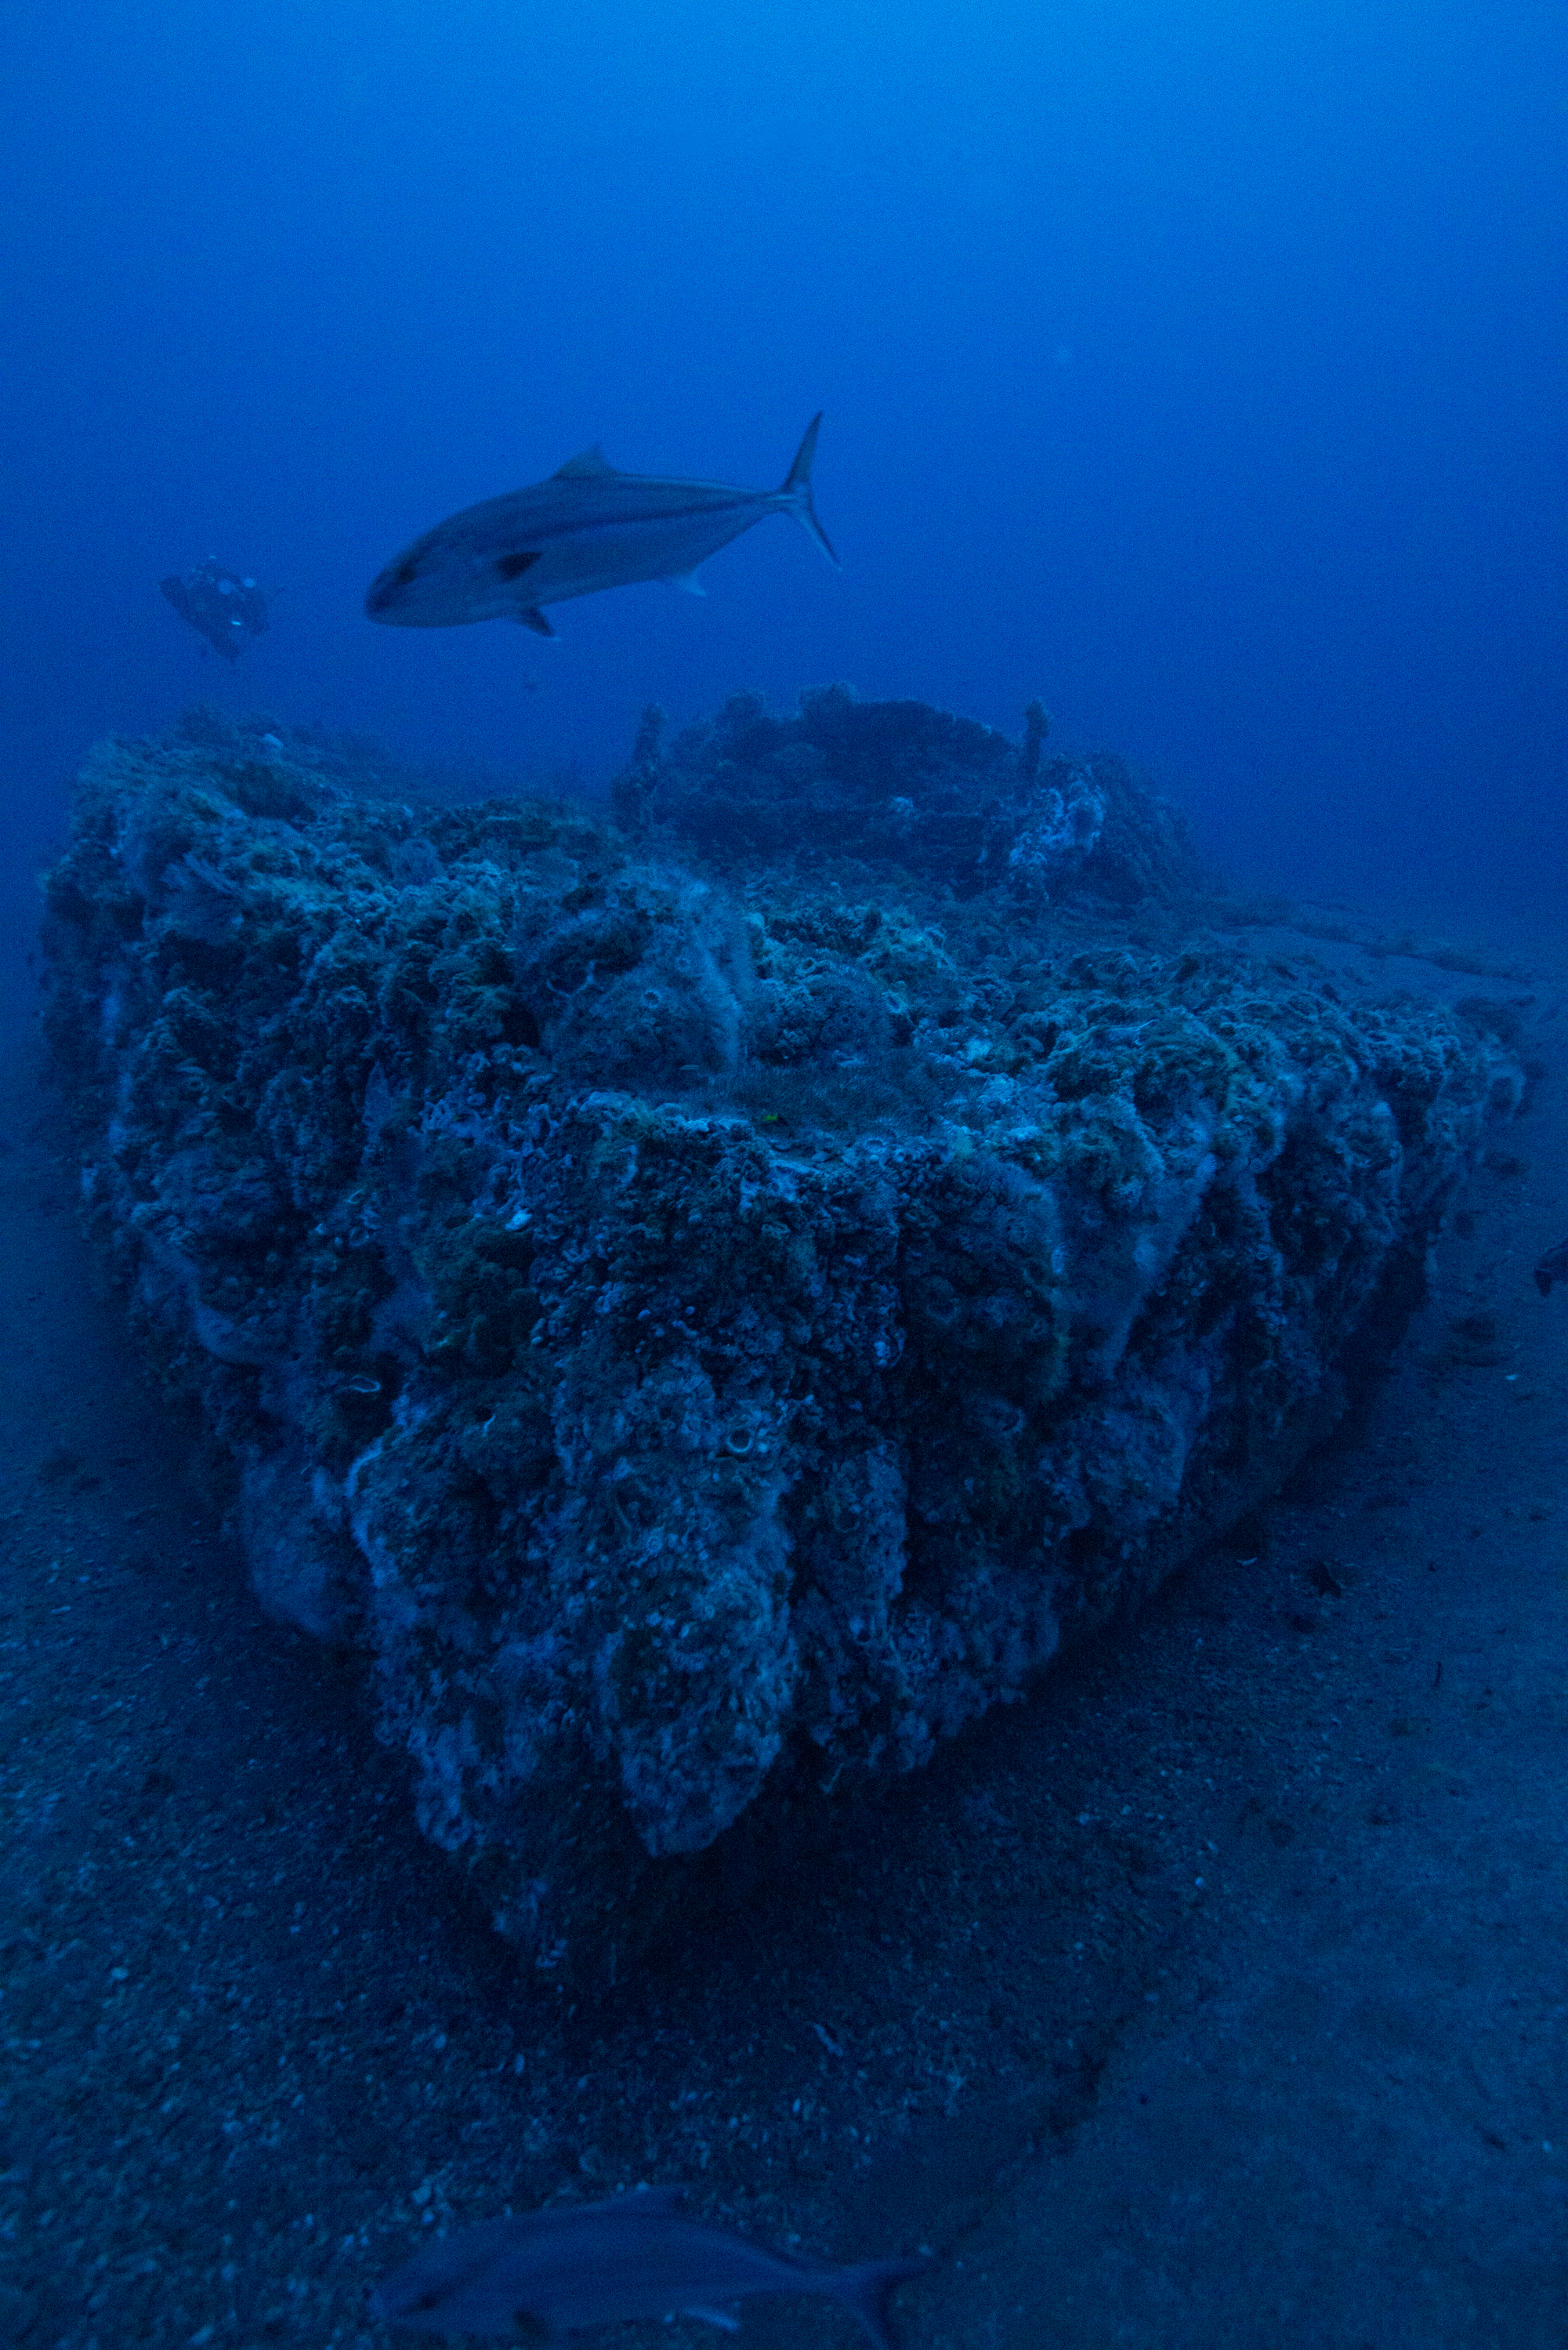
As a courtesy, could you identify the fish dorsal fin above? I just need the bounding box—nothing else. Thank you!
[553,444,617,479]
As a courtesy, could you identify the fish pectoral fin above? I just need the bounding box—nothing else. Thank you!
[661,569,708,597]
[552,444,617,479]
[681,2308,741,2333]
[512,607,556,636]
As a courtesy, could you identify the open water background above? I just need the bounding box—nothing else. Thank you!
[1,0,1564,1014]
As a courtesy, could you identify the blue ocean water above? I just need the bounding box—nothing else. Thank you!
[1,0,1563,988]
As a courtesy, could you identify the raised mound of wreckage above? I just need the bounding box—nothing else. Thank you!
[41,690,1523,1971]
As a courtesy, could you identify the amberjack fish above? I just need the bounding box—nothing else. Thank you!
[365,416,838,637]
[370,2185,924,2342]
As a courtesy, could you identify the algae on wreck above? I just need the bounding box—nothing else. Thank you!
[40,696,1523,1972]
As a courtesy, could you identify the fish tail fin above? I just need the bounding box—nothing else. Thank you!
[835,2256,929,2348]
[780,412,840,568]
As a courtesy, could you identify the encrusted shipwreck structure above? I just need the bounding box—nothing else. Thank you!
[42,694,1520,1968]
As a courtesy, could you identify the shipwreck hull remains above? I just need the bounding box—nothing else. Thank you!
[41,697,1522,1969]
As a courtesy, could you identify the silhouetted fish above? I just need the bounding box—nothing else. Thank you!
[370,2185,925,2342]
[364,416,838,637]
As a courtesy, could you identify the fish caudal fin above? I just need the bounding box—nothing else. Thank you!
[834,2256,929,2348]
[780,412,840,568]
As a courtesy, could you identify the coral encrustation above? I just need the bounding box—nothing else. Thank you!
[39,700,1523,1969]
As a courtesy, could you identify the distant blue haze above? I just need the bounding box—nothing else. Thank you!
[2,0,1563,1001]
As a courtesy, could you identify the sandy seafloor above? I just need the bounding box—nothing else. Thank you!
[1,909,1565,2350]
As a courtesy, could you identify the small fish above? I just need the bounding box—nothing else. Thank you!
[364,415,838,637]
[369,2185,925,2343]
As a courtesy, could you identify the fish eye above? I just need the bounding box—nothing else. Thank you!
[494,550,541,582]
[393,557,421,587]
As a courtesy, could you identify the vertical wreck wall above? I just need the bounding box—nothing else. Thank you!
[40,702,1523,1970]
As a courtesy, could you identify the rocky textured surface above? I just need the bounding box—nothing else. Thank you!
[39,698,1522,1971]
[610,686,1199,908]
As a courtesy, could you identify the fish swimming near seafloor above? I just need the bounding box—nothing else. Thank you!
[364,415,838,637]
[370,2185,925,2342]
